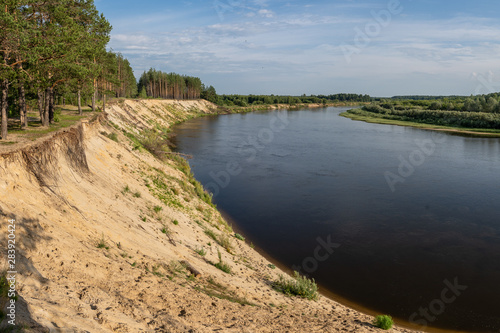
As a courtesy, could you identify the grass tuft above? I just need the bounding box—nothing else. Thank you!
[213,248,231,274]
[273,271,318,300]
[204,229,232,253]
[194,247,206,256]
[96,234,109,250]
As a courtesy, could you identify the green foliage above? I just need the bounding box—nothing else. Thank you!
[172,219,179,225]
[214,261,232,274]
[146,168,184,209]
[153,205,162,213]
[373,315,394,330]
[217,93,372,107]
[234,233,245,241]
[0,273,10,298]
[96,234,109,250]
[122,185,130,194]
[53,108,62,122]
[139,129,171,160]
[138,86,148,99]
[273,271,319,301]
[205,229,233,253]
[358,95,500,130]
[201,85,219,104]
[204,229,218,242]
[214,249,232,274]
[138,69,203,99]
[108,132,119,142]
[161,225,170,235]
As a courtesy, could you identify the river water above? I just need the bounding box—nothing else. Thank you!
[172,107,500,332]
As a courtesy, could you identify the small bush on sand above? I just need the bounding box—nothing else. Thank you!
[373,315,394,330]
[96,233,109,250]
[273,271,318,300]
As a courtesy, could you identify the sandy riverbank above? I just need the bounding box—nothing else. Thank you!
[0,99,426,332]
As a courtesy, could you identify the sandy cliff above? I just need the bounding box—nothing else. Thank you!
[0,99,421,332]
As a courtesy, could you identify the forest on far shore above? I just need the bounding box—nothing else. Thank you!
[346,94,500,130]
[2,1,499,141]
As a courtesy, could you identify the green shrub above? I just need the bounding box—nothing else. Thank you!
[139,129,170,160]
[273,271,318,300]
[373,315,394,330]
[234,233,245,241]
[161,225,170,235]
[0,273,9,298]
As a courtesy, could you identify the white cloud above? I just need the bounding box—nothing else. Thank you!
[258,9,274,18]
[107,8,500,96]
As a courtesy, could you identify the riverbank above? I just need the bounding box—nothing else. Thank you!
[0,99,425,332]
[219,101,369,114]
[341,108,500,137]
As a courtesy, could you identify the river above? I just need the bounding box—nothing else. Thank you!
[172,106,500,332]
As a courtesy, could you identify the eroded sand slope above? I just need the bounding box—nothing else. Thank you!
[0,99,422,333]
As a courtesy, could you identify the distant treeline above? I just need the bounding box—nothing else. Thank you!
[208,93,373,107]
[137,69,203,100]
[360,93,500,129]
[391,95,464,101]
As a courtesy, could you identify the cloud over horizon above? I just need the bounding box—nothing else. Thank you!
[95,0,500,96]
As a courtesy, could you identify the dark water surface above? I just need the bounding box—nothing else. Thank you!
[172,107,500,332]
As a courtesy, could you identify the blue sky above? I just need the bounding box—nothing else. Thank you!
[94,0,500,97]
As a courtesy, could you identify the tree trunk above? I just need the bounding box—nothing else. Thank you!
[43,87,50,127]
[38,88,44,124]
[1,79,9,140]
[103,93,106,113]
[77,89,82,115]
[92,89,96,112]
[19,80,27,128]
[48,87,54,124]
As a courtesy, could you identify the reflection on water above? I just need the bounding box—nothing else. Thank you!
[173,107,500,332]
